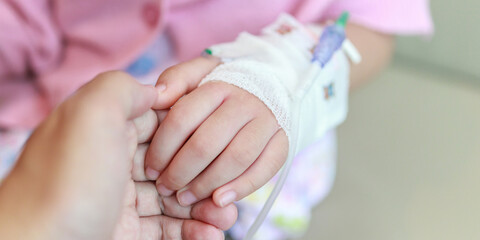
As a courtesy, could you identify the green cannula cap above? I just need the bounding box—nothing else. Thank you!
[336,12,349,27]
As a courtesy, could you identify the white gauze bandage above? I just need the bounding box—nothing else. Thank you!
[200,14,360,155]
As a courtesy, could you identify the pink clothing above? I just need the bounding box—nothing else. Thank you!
[0,0,433,129]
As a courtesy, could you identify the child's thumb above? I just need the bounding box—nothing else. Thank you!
[153,57,220,109]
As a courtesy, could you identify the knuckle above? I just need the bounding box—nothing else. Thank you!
[161,65,186,82]
[244,177,260,194]
[167,96,189,117]
[252,102,271,117]
[164,108,187,133]
[190,181,213,199]
[232,93,267,117]
[233,85,255,100]
[193,197,211,219]
[232,97,253,114]
[278,133,289,158]
[202,81,230,95]
[237,90,255,103]
[228,146,255,169]
[189,138,211,159]
[203,81,223,89]
[163,171,185,190]
[267,155,286,176]
[265,149,288,177]
[161,222,181,240]
[132,145,148,180]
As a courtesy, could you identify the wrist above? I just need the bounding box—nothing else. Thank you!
[201,14,358,154]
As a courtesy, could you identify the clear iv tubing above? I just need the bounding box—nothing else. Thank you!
[243,85,305,240]
[244,63,321,239]
[244,12,349,239]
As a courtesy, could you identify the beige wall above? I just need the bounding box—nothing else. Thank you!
[396,0,480,79]
[301,2,480,239]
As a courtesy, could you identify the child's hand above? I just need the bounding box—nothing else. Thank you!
[145,58,289,207]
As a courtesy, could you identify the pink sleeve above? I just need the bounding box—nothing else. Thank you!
[0,0,61,79]
[296,0,433,35]
[0,0,61,128]
[0,79,48,128]
[0,0,163,128]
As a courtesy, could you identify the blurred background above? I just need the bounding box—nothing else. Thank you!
[302,0,480,239]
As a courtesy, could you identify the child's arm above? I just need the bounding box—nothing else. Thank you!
[144,57,289,207]
[144,20,393,208]
[347,23,394,89]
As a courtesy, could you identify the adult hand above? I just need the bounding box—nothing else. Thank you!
[0,71,237,239]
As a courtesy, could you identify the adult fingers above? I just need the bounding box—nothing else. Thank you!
[131,110,167,181]
[135,181,237,230]
[132,109,160,144]
[132,144,149,181]
[138,216,224,240]
[75,71,158,121]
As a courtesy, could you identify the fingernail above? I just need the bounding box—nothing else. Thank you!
[178,190,198,206]
[156,183,174,196]
[145,167,160,180]
[157,84,167,92]
[218,190,237,207]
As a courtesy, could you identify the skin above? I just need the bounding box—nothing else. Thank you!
[346,23,394,89]
[144,23,394,208]
[0,72,237,240]
[0,21,392,239]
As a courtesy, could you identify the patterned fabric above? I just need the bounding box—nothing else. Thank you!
[228,130,337,240]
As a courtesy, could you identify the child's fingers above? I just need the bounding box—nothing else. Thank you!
[153,57,220,109]
[145,84,228,181]
[212,130,288,207]
[155,98,254,200]
[176,116,278,207]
